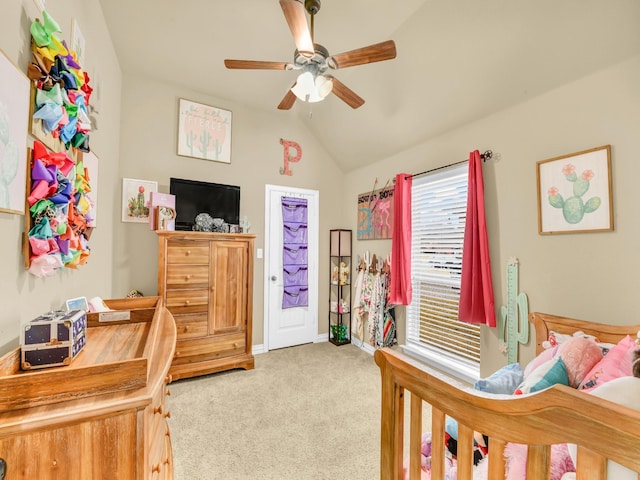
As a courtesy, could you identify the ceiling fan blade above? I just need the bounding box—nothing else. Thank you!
[330,40,397,69]
[278,84,298,110]
[331,77,365,109]
[224,59,292,70]
[279,0,314,58]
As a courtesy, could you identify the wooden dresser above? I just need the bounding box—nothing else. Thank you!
[157,231,255,381]
[0,297,176,480]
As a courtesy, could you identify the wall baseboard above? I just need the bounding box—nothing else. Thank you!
[253,335,377,356]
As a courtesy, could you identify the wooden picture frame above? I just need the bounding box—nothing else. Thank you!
[121,178,157,223]
[177,98,232,163]
[536,145,613,234]
[0,49,30,215]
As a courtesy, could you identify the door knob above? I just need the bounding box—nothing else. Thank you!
[271,275,277,281]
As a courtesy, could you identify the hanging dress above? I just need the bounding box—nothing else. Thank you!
[351,254,367,343]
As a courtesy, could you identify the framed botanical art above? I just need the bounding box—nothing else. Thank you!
[121,178,157,223]
[536,145,613,234]
[177,98,232,163]
[82,150,99,227]
[0,49,30,215]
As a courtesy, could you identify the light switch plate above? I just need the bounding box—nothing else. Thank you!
[257,248,263,259]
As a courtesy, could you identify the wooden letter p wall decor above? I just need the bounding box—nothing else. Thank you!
[279,138,302,176]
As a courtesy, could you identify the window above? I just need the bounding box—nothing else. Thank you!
[403,162,481,383]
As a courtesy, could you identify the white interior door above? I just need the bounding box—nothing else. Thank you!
[264,185,319,351]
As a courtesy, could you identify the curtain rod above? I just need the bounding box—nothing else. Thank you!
[405,150,493,179]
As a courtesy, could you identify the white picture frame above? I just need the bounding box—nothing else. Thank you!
[177,98,232,163]
[121,178,158,223]
[66,296,88,312]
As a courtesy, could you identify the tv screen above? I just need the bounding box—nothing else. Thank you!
[170,177,240,231]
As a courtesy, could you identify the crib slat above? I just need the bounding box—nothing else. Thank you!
[409,394,422,480]
[431,408,446,480]
[526,445,551,479]
[379,361,404,479]
[457,424,474,480]
[576,446,606,479]
[488,438,506,478]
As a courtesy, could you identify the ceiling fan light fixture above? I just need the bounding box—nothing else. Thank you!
[291,72,333,103]
[291,71,315,101]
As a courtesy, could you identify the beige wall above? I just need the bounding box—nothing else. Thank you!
[0,0,122,354]
[345,55,640,375]
[114,73,345,346]
[2,1,639,376]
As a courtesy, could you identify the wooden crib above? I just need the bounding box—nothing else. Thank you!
[375,312,640,479]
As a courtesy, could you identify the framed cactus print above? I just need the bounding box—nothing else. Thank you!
[177,98,232,164]
[536,145,613,234]
[121,178,157,223]
[0,49,30,215]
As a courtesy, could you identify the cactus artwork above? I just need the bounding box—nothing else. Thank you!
[0,50,30,215]
[547,163,601,224]
[178,99,231,163]
[0,101,20,210]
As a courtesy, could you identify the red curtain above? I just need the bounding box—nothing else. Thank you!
[458,150,496,327]
[389,173,412,305]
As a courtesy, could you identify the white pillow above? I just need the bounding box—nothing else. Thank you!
[567,376,640,479]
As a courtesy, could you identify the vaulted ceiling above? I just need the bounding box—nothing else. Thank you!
[99,0,640,172]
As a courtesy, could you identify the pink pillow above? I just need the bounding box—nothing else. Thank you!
[578,335,637,391]
[524,346,558,377]
[556,337,603,388]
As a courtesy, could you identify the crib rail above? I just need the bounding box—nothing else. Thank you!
[375,347,640,480]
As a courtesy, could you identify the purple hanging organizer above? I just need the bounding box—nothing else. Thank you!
[283,222,308,244]
[282,196,308,309]
[282,286,309,309]
[283,244,308,265]
[283,265,308,287]
[281,198,308,223]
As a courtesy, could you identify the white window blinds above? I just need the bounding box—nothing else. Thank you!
[405,162,480,381]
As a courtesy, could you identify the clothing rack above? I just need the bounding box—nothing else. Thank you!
[404,149,493,180]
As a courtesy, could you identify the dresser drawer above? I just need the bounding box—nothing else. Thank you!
[173,332,246,365]
[173,313,208,339]
[166,241,209,264]
[166,290,208,314]
[166,264,209,288]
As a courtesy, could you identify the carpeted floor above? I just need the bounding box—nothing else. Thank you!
[168,342,384,480]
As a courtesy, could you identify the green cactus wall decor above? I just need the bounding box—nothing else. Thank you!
[0,102,20,210]
[547,163,601,224]
[498,257,529,364]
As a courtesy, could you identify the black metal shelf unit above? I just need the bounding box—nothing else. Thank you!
[329,229,352,346]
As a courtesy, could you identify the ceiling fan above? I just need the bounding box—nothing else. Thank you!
[224,0,397,110]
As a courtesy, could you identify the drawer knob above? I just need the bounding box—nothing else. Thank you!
[183,326,189,332]
[185,250,191,256]
[184,300,190,305]
[154,405,163,415]
[166,374,173,384]
[184,275,191,280]
[165,411,171,419]
[152,464,160,473]
[166,389,171,396]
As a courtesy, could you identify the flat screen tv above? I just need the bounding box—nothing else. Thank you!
[170,177,240,231]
